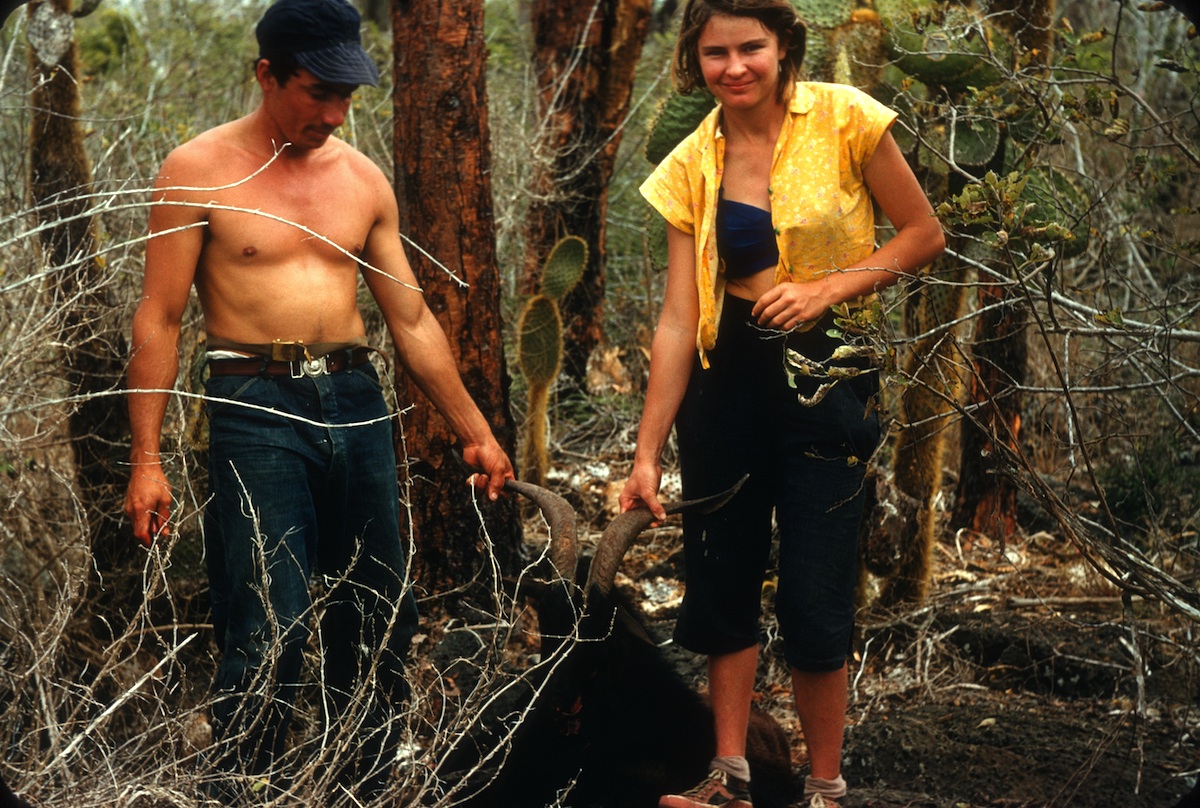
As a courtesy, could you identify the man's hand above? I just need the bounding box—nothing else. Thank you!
[461,440,515,501]
[124,461,172,547]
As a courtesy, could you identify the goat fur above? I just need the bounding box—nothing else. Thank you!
[0,775,33,808]
[433,559,794,808]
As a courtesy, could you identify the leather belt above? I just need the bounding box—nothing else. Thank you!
[208,347,375,378]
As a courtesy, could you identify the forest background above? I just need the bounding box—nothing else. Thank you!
[1,0,1200,805]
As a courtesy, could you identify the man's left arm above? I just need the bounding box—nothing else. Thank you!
[359,166,513,499]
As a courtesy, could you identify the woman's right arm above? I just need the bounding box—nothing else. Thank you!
[619,223,700,521]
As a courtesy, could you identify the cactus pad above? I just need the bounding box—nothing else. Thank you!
[518,294,564,388]
[1017,166,1090,259]
[882,5,1011,91]
[645,90,716,165]
[794,0,856,31]
[540,235,588,302]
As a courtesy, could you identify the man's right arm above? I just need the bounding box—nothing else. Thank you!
[124,154,206,547]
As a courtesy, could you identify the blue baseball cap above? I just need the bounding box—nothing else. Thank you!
[256,0,379,87]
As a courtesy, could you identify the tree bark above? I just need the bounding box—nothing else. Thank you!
[392,0,522,592]
[951,0,1053,543]
[881,254,967,606]
[522,0,653,385]
[952,284,1027,540]
[28,0,134,577]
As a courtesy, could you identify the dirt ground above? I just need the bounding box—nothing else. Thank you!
[601,520,1200,808]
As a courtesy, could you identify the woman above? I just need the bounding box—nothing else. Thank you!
[619,2,946,807]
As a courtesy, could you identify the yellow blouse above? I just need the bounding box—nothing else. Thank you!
[641,81,898,366]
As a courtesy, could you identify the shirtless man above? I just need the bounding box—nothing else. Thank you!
[122,0,512,796]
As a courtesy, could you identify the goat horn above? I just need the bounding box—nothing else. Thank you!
[585,474,748,599]
[503,478,577,583]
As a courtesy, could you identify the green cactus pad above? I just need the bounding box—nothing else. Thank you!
[646,90,717,165]
[646,206,669,271]
[803,26,834,80]
[882,5,1011,91]
[870,81,919,154]
[793,0,855,31]
[1016,166,1090,259]
[873,0,934,26]
[954,115,1001,168]
[539,235,588,301]
[517,295,564,388]
[829,14,887,88]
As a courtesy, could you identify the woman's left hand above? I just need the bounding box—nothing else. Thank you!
[751,281,832,331]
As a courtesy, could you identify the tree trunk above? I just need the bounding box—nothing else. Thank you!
[392,0,521,592]
[950,0,1052,543]
[28,0,134,577]
[522,0,653,385]
[952,284,1027,540]
[880,253,967,606]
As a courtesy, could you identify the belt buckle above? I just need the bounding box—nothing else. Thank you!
[294,356,328,378]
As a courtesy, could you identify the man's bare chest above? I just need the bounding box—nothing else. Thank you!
[201,170,373,265]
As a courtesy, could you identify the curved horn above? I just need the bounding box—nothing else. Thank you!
[585,474,748,599]
[503,478,577,582]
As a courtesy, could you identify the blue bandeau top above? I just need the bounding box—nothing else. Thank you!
[716,193,779,279]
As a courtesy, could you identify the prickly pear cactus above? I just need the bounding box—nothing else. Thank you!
[880,2,1012,92]
[1010,165,1090,259]
[800,2,886,86]
[539,235,588,301]
[799,0,856,29]
[517,236,588,485]
[518,295,565,391]
[645,90,716,165]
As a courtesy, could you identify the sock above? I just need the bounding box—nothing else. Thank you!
[803,774,847,800]
[710,755,751,784]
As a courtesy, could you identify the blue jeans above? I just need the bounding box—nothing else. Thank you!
[674,295,880,672]
[202,363,418,782]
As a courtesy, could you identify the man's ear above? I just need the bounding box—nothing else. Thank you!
[255,58,276,91]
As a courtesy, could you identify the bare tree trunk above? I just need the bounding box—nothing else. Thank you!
[28,0,134,577]
[392,0,521,592]
[522,0,653,385]
[951,0,1052,542]
[881,254,967,606]
[952,285,1027,540]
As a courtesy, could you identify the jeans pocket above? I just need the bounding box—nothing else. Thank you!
[348,364,384,392]
[204,375,262,420]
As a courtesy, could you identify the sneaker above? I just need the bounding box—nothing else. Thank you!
[808,795,840,808]
[659,769,753,808]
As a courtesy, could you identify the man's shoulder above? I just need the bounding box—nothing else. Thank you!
[158,122,243,182]
[176,118,244,154]
[328,136,385,179]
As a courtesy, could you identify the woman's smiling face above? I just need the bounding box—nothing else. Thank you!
[696,13,787,112]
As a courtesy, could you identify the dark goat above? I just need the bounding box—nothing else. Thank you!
[0,775,33,808]
[434,477,794,808]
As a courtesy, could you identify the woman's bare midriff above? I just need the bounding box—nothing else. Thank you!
[725,265,775,303]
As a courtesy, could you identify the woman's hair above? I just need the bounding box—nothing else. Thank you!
[672,0,807,102]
